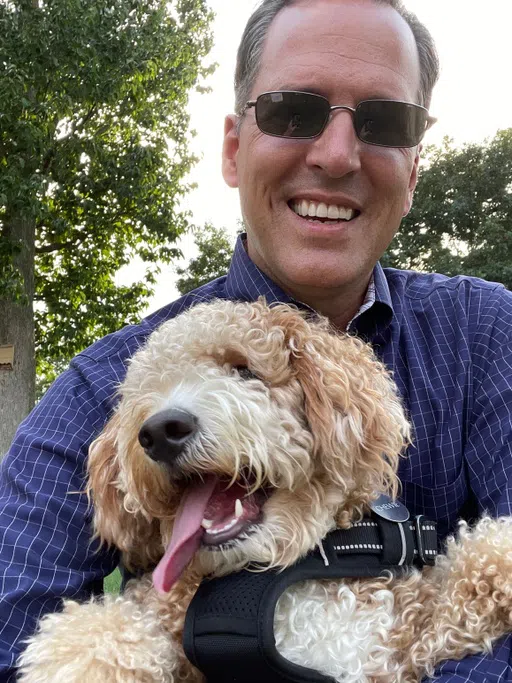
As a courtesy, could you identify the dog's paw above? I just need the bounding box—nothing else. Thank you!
[454,516,512,619]
[443,517,512,600]
[17,595,179,683]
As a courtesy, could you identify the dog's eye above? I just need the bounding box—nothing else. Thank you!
[234,365,258,381]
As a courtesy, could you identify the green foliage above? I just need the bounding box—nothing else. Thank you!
[104,567,122,594]
[0,0,214,393]
[176,223,234,295]
[383,130,512,288]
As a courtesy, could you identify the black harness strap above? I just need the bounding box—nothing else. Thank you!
[183,515,437,683]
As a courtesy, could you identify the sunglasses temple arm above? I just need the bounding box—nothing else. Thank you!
[240,100,257,116]
[426,115,437,130]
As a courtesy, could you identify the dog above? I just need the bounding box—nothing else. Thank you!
[18,299,512,682]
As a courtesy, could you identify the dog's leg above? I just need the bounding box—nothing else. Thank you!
[17,593,189,683]
[401,516,512,681]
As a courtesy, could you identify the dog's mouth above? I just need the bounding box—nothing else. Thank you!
[153,474,267,594]
[201,477,266,545]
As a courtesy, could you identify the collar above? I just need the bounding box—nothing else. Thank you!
[346,274,375,329]
[349,262,393,340]
[224,235,393,340]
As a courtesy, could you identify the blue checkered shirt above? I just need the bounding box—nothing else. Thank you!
[2,235,512,681]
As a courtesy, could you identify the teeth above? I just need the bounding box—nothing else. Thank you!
[204,517,238,535]
[235,499,243,518]
[201,502,244,535]
[317,202,328,218]
[292,200,356,221]
[328,205,339,220]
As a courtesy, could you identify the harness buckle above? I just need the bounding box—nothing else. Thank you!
[397,521,408,566]
[413,515,437,566]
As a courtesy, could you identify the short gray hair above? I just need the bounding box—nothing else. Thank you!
[234,0,439,115]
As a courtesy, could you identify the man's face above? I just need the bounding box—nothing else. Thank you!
[222,0,422,303]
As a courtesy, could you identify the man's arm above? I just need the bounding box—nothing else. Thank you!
[425,325,512,682]
[0,366,119,682]
[425,637,512,682]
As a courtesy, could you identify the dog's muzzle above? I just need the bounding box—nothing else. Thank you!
[138,408,198,463]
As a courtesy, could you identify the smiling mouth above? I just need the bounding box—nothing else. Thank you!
[289,199,360,222]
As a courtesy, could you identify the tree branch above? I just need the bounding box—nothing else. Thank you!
[36,227,94,254]
[35,240,76,254]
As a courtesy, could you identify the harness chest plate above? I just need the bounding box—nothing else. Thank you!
[183,515,437,683]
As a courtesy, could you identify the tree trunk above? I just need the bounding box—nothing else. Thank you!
[0,217,36,458]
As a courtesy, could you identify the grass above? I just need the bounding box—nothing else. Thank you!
[104,567,122,594]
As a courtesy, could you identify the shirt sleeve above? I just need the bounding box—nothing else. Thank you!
[464,339,512,518]
[423,636,512,682]
[425,291,512,683]
[0,364,120,682]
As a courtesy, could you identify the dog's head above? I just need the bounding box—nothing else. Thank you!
[88,299,410,592]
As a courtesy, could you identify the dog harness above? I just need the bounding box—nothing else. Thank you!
[183,513,438,683]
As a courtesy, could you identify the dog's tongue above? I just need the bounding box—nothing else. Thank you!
[153,475,218,594]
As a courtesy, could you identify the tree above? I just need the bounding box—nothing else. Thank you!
[176,223,235,295]
[0,0,214,454]
[383,129,512,288]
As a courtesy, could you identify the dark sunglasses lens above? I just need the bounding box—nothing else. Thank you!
[255,92,329,138]
[355,101,428,147]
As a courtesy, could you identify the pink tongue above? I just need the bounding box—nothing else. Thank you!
[153,475,218,594]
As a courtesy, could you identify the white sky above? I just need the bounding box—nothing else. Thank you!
[140,0,512,312]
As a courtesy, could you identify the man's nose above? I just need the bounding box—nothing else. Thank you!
[138,408,198,463]
[305,110,362,178]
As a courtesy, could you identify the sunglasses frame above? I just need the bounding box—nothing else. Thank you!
[242,90,437,148]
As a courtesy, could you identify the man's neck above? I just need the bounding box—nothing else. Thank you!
[271,269,373,331]
[293,284,371,331]
[242,236,373,330]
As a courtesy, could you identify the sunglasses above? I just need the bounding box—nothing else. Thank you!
[242,91,436,148]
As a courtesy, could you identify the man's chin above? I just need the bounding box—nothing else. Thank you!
[279,262,362,294]
[246,238,370,299]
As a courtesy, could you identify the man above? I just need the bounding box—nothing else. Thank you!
[1,0,511,681]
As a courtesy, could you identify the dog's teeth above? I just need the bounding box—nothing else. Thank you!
[235,499,243,518]
[201,519,213,529]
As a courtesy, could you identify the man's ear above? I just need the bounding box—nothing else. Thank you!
[222,114,240,188]
[403,144,421,217]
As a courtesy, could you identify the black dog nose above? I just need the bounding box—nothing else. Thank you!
[138,408,198,463]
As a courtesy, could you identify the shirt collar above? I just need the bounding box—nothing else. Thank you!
[225,234,393,338]
[349,261,393,339]
[224,235,294,305]
[346,273,375,329]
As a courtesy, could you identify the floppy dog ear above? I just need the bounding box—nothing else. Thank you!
[87,412,161,570]
[270,306,410,520]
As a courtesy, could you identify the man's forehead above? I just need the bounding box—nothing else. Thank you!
[256,0,421,98]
